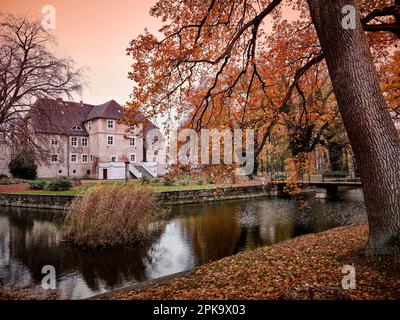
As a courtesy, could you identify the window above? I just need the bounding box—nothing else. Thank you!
[129,125,136,132]
[129,138,135,146]
[88,121,92,131]
[130,154,136,162]
[70,137,77,146]
[81,137,88,147]
[81,154,88,163]
[72,125,83,131]
[87,169,91,175]
[51,154,58,163]
[70,154,77,163]
[111,156,116,162]
[90,155,93,163]
[51,137,58,146]
[107,120,115,129]
[58,170,63,174]
[107,135,114,146]
[153,150,159,162]
[72,169,77,174]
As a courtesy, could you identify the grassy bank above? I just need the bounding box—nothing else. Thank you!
[1,180,218,196]
[96,222,400,300]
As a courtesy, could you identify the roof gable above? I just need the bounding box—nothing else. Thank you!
[30,98,94,136]
[29,98,159,137]
[86,100,123,121]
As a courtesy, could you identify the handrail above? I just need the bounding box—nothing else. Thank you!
[129,163,142,178]
[141,162,157,177]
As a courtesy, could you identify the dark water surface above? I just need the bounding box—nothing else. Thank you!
[0,189,366,299]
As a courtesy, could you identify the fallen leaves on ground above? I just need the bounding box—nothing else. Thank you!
[102,222,400,300]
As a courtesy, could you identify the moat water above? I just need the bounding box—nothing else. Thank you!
[0,188,366,299]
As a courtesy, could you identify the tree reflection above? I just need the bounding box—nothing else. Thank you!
[0,207,165,296]
[0,189,366,299]
[173,202,242,264]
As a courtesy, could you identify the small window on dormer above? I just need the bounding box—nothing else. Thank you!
[72,125,83,131]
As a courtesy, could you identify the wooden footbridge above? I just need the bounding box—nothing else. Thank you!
[272,175,362,198]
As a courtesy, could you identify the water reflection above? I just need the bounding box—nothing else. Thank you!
[0,188,366,299]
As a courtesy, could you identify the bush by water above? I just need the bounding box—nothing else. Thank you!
[63,184,166,248]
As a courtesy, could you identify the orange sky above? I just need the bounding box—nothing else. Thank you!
[1,0,161,105]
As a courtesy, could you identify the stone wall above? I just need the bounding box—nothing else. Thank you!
[0,193,75,210]
[0,184,278,210]
[156,185,278,205]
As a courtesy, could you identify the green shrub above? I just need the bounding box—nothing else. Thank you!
[8,152,37,180]
[207,177,216,184]
[28,180,48,190]
[63,184,167,248]
[272,172,286,181]
[196,178,205,185]
[45,176,72,191]
[0,174,8,179]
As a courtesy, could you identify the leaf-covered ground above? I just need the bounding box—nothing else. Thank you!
[100,222,400,300]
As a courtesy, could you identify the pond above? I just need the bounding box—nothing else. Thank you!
[0,188,366,299]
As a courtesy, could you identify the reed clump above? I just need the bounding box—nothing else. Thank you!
[63,183,166,248]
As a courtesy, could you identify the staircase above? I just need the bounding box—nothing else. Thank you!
[129,163,157,179]
[129,163,142,179]
[141,162,157,178]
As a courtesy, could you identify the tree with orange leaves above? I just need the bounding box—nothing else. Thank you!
[127,0,400,254]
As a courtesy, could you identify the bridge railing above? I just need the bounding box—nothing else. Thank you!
[269,172,361,184]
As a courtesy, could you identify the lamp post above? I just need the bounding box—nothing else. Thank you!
[124,161,130,183]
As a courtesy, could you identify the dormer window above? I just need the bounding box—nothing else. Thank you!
[72,125,83,131]
[107,120,115,129]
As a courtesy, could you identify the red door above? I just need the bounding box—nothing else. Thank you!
[102,169,108,180]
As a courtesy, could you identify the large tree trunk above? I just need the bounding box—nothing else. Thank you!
[307,0,400,254]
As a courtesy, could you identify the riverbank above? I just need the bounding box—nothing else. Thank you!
[0,184,282,209]
[93,222,400,300]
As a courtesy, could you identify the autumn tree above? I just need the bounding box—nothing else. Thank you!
[380,49,400,117]
[128,0,400,254]
[0,14,84,156]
